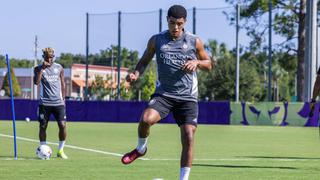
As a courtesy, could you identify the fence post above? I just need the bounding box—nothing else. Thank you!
[85,12,89,100]
[159,8,162,33]
[236,4,240,103]
[267,1,272,101]
[193,7,196,34]
[117,11,122,100]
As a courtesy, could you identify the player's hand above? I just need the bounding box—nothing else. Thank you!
[126,72,139,83]
[309,99,316,117]
[182,60,199,73]
[41,61,50,69]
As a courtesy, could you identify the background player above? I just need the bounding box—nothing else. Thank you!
[34,47,68,159]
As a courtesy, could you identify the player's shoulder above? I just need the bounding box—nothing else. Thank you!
[52,62,63,70]
[53,62,62,67]
[159,30,168,35]
[148,31,167,45]
[151,30,170,43]
[184,31,198,40]
[154,30,169,39]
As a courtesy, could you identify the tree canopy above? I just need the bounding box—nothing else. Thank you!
[1,66,21,97]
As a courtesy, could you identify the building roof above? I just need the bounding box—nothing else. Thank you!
[0,68,71,77]
[72,63,128,72]
[73,79,86,87]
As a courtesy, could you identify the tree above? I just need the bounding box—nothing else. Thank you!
[55,45,139,69]
[225,0,306,101]
[120,80,133,101]
[199,39,262,101]
[199,40,230,100]
[0,55,34,68]
[1,66,21,97]
[88,46,139,68]
[90,75,110,100]
[0,55,5,67]
[57,53,85,68]
[140,62,156,100]
[211,55,262,101]
[129,60,157,101]
[273,51,296,99]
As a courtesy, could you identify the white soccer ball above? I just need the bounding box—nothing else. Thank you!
[25,117,30,122]
[36,145,52,160]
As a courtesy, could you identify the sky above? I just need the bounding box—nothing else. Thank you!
[0,0,243,59]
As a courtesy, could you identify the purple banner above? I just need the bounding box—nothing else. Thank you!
[0,99,230,125]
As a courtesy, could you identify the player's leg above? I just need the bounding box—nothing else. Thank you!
[58,120,67,141]
[121,95,172,165]
[121,108,162,165]
[173,101,198,180]
[53,105,68,159]
[138,107,161,138]
[38,105,50,145]
[179,124,196,180]
[138,107,163,151]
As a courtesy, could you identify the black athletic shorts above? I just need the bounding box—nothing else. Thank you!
[38,105,66,122]
[147,94,198,126]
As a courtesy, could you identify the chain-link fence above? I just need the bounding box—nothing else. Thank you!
[84,6,236,100]
[88,6,235,56]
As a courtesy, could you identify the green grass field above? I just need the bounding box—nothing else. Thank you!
[0,120,320,180]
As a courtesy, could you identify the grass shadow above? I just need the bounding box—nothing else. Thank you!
[238,156,320,160]
[193,164,297,170]
[0,155,39,160]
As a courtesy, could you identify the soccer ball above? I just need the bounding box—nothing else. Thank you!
[25,117,30,122]
[36,145,52,160]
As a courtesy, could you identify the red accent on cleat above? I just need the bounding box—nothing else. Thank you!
[121,148,147,165]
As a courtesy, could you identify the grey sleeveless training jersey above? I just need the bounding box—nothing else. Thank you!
[38,63,64,106]
[154,30,198,102]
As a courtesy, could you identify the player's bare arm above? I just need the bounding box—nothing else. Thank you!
[309,74,320,116]
[34,61,51,85]
[182,38,212,73]
[34,66,44,85]
[60,68,66,100]
[126,36,156,83]
[312,75,320,101]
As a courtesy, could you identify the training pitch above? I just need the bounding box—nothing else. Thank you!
[0,121,319,180]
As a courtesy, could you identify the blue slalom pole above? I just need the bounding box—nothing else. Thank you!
[6,54,17,159]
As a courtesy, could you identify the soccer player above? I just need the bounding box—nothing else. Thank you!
[121,5,212,180]
[34,47,68,159]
